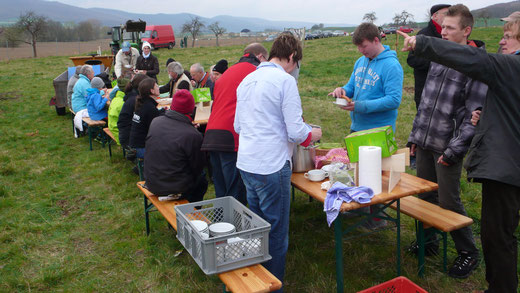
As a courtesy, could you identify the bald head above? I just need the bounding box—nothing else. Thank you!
[244,43,268,62]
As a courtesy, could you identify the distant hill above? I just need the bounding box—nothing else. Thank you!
[0,0,355,32]
[472,0,520,18]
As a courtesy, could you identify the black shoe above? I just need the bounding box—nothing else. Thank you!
[406,241,439,256]
[448,251,479,279]
[132,165,140,175]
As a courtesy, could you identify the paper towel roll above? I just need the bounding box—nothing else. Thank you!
[358,146,382,194]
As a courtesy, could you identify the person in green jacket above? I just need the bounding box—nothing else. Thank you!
[108,76,130,145]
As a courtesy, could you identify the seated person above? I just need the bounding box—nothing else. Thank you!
[71,65,94,113]
[211,59,228,83]
[118,74,149,149]
[190,63,214,89]
[144,89,208,202]
[129,78,164,158]
[85,77,109,121]
[107,76,131,145]
[110,71,134,100]
[67,65,82,108]
[159,61,193,98]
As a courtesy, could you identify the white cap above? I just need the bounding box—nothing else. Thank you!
[142,41,151,50]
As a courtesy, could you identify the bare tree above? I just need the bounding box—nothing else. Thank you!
[363,12,377,23]
[13,11,47,57]
[182,17,205,48]
[208,22,226,47]
[392,13,403,26]
[393,10,414,26]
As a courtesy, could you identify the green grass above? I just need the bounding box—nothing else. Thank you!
[0,27,509,292]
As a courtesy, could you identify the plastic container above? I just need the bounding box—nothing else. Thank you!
[175,196,271,275]
[53,70,68,114]
[357,276,428,293]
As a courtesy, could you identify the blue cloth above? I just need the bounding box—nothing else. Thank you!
[209,151,247,205]
[85,88,109,121]
[71,74,91,112]
[135,147,146,159]
[240,160,291,292]
[342,45,403,132]
[324,182,375,226]
[234,61,311,175]
[109,85,120,100]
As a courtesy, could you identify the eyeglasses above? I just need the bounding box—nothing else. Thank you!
[502,34,514,41]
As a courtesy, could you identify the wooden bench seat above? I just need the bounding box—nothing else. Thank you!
[136,182,281,293]
[82,118,106,151]
[102,128,125,158]
[390,196,473,276]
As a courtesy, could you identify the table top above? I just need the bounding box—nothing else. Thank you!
[291,171,438,212]
[155,101,208,125]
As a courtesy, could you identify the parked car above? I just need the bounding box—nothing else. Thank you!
[264,35,276,42]
[384,27,397,34]
[305,33,316,40]
[398,26,414,33]
[140,25,175,49]
[332,30,344,37]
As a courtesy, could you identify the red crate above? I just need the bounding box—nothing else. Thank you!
[357,276,428,293]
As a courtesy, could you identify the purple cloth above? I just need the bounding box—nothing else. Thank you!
[324,182,374,226]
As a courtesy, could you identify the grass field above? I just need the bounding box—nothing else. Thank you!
[0,26,509,292]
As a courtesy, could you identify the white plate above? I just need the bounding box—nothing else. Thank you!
[191,220,209,232]
[332,101,348,107]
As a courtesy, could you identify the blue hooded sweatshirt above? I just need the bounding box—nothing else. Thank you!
[342,45,403,132]
[71,74,91,112]
[86,88,109,121]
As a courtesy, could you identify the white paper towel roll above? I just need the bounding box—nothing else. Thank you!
[358,146,382,194]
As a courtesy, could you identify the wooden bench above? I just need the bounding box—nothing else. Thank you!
[102,128,126,158]
[136,182,282,293]
[82,117,106,151]
[390,196,474,277]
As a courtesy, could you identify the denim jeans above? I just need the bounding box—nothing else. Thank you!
[239,161,291,292]
[135,147,146,159]
[209,151,247,205]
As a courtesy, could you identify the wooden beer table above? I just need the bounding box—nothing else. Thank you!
[291,171,438,293]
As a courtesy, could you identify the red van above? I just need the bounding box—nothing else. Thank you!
[141,25,175,49]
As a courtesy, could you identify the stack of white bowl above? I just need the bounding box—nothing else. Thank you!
[191,220,209,239]
[208,222,236,237]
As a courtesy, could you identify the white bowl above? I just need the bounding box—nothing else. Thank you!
[321,164,334,173]
[191,220,209,232]
[209,222,236,236]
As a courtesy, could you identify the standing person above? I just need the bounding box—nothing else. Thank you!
[407,4,486,279]
[234,33,322,290]
[135,41,160,81]
[201,43,268,205]
[190,63,214,90]
[144,89,208,202]
[67,65,82,108]
[129,78,164,159]
[71,65,95,113]
[114,41,140,78]
[329,22,403,229]
[407,4,451,109]
[399,16,520,292]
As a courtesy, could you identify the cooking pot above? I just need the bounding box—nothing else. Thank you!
[292,144,316,172]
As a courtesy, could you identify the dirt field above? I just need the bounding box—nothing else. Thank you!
[0,36,265,61]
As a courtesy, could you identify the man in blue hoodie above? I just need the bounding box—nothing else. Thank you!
[329,22,403,133]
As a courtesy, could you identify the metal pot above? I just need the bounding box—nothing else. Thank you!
[292,144,316,172]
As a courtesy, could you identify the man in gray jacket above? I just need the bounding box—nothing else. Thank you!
[399,14,520,293]
[407,4,487,279]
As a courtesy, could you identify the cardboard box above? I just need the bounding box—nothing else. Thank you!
[344,126,397,162]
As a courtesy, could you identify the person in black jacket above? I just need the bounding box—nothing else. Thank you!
[144,89,207,202]
[135,42,160,81]
[117,74,148,150]
[129,78,164,158]
[406,4,450,109]
[399,18,520,292]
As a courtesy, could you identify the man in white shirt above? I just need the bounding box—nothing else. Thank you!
[114,41,139,78]
[234,32,322,291]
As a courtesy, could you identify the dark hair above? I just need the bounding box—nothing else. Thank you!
[177,80,190,90]
[447,4,474,30]
[135,78,156,112]
[352,23,381,45]
[244,43,268,57]
[125,73,148,94]
[268,32,302,63]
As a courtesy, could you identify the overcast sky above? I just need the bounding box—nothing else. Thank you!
[52,0,506,25]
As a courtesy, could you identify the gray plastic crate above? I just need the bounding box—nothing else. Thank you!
[175,196,271,275]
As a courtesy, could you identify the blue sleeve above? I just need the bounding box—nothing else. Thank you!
[355,61,403,113]
[92,94,108,111]
[109,86,119,99]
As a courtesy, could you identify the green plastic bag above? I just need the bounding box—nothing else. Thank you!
[191,88,211,103]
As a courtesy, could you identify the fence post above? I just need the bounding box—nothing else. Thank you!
[56,37,58,56]
[6,40,9,61]
[78,37,81,54]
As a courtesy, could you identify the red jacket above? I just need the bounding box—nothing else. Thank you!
[201,54,260,152]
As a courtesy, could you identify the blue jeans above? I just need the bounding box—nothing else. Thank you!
[209,151,247,205]
[135,147,146,159]
[239,161,291,292]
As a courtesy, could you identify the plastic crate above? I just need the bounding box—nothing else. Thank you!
[175,196,271,275]
[357,276,428,293]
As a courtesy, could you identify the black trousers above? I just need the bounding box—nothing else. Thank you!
[481,179,520,293]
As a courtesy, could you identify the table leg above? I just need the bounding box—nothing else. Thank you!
[396,198,401,276]
[334,216,344,293]
[418,221,425,277]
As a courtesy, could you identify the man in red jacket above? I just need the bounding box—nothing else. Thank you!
[201,43,268,205]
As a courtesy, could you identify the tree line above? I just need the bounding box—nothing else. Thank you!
[0,11,110,57]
